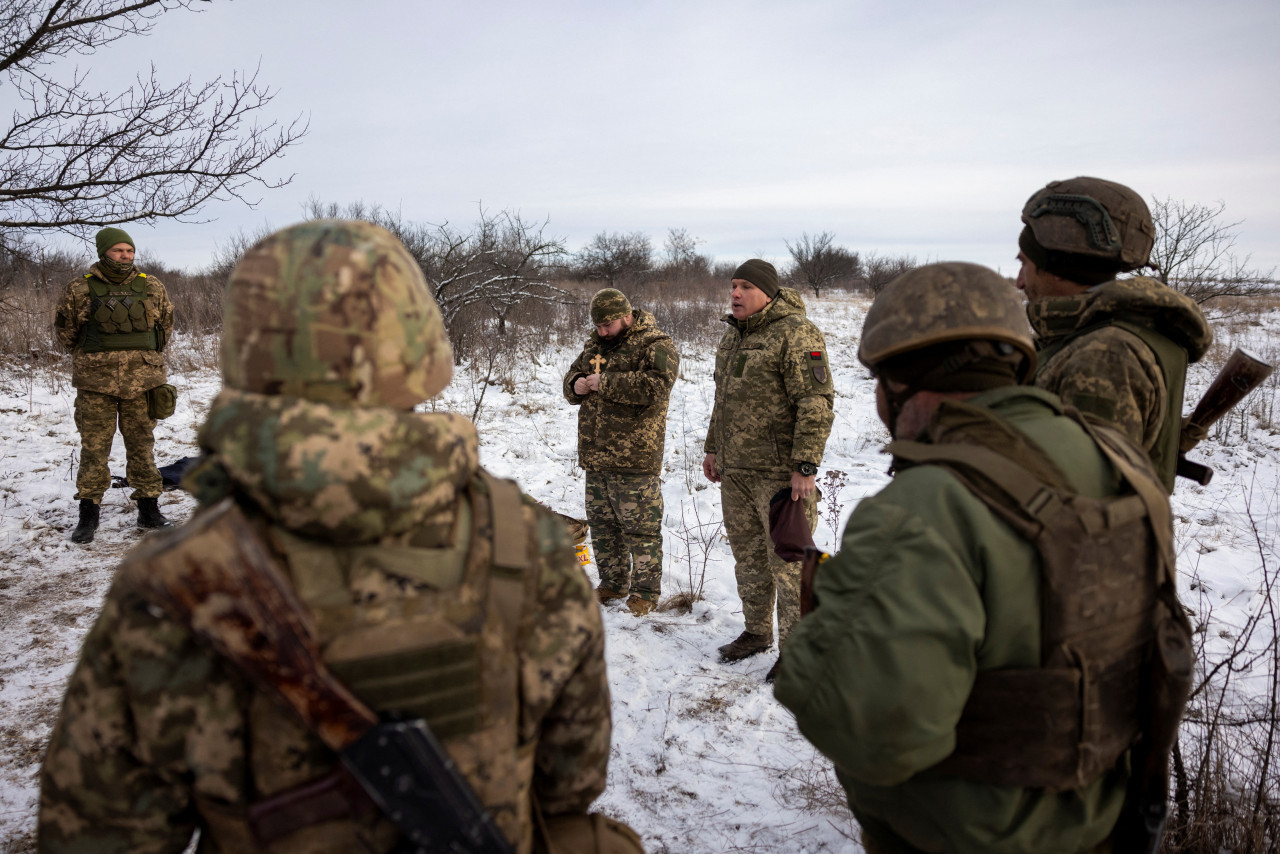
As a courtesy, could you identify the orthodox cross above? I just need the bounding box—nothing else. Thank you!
[590,354,607,374]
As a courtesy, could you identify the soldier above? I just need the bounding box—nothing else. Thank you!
[1016,176,1213,491]
[39,221,642,854]
[702,259,833,674]
[55,226,175,542]
[775,262,1190,854]
[564,288,679,617]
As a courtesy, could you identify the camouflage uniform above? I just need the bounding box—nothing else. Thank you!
[39,221,622,854]
[54,262,173,501]
[704,287,833,643]
[1017,176,1213,493]
[1030,276,1211,491]
[564,302,679,603]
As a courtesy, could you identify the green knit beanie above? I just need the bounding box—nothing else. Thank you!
[590,288,632,325]
[95,227,135,259]
[732,259,779,298]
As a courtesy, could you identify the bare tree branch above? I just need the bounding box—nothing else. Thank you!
[1148,197,1274,305]
[2,1,306,236]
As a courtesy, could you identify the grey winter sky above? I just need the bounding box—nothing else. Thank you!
[32,0,1280,277]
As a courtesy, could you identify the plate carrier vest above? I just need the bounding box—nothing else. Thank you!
[80,271,161,353]
[148,470,540,851]
[888,401,1191,791]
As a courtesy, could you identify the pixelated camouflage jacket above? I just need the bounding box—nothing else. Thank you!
[39,390,611,854]
[1028,275,1211,489]
[704,288,834,473]
[563,309,679,474]
[53,264,174,399]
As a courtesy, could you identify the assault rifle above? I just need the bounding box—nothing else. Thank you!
[135,501,514,854]
[1177,348,1275,485]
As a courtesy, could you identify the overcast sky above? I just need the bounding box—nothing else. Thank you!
[25,0,1280,278]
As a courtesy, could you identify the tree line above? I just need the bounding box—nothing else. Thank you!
[1,1,1274,366]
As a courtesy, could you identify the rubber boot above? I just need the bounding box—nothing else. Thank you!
[70,499,99,544]
[136,497,172,529]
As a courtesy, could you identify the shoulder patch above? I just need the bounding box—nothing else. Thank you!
[807,349,830,385]
[654,347,669,371]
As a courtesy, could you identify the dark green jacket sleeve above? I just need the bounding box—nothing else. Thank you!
[774,469,994,786]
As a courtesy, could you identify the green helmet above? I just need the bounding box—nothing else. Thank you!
[1021,176,1154,272]
[222,219,453,409]
[859,261,1036,380]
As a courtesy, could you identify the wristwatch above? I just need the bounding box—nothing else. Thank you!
[794,461,818,477]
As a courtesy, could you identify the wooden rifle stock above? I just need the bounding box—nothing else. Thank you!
[132,500,514,854]
[1177,348,1274,485]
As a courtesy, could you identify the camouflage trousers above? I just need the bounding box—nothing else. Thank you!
[585,471,663,602]
[74,389,161,502]
[720,468,817,644]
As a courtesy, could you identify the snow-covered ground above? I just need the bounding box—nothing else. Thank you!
[2,292,1277,853]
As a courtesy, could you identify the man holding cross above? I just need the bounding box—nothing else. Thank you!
[564,288,680,616]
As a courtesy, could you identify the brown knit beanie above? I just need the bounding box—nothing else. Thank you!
[732,259,779,298]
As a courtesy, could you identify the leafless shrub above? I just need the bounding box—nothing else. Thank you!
[786,231,861,298]
[861,251,919,295]
[664,498,722,613]
[1166,491,1280,852]
[1149,198,1275,308]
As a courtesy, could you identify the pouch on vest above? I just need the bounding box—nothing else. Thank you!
[146,383,177,420]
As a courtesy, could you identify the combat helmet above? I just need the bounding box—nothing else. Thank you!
[1021,176,1154,272]
[859,261,1036,382]
[222,219,452,410]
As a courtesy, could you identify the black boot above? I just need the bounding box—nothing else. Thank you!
[136,497,171,529]
[71,499,99,544]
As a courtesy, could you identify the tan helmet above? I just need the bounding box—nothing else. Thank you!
[1021,176,1154,271]
[859,261,1036,378]
[221,219,453,410]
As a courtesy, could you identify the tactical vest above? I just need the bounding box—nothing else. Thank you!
[889,403,1190,792]
[80,271,161,353]
[1036,316,1187,492]
[189,471,539,852]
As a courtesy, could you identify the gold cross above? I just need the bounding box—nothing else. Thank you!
[590,354,607,374]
